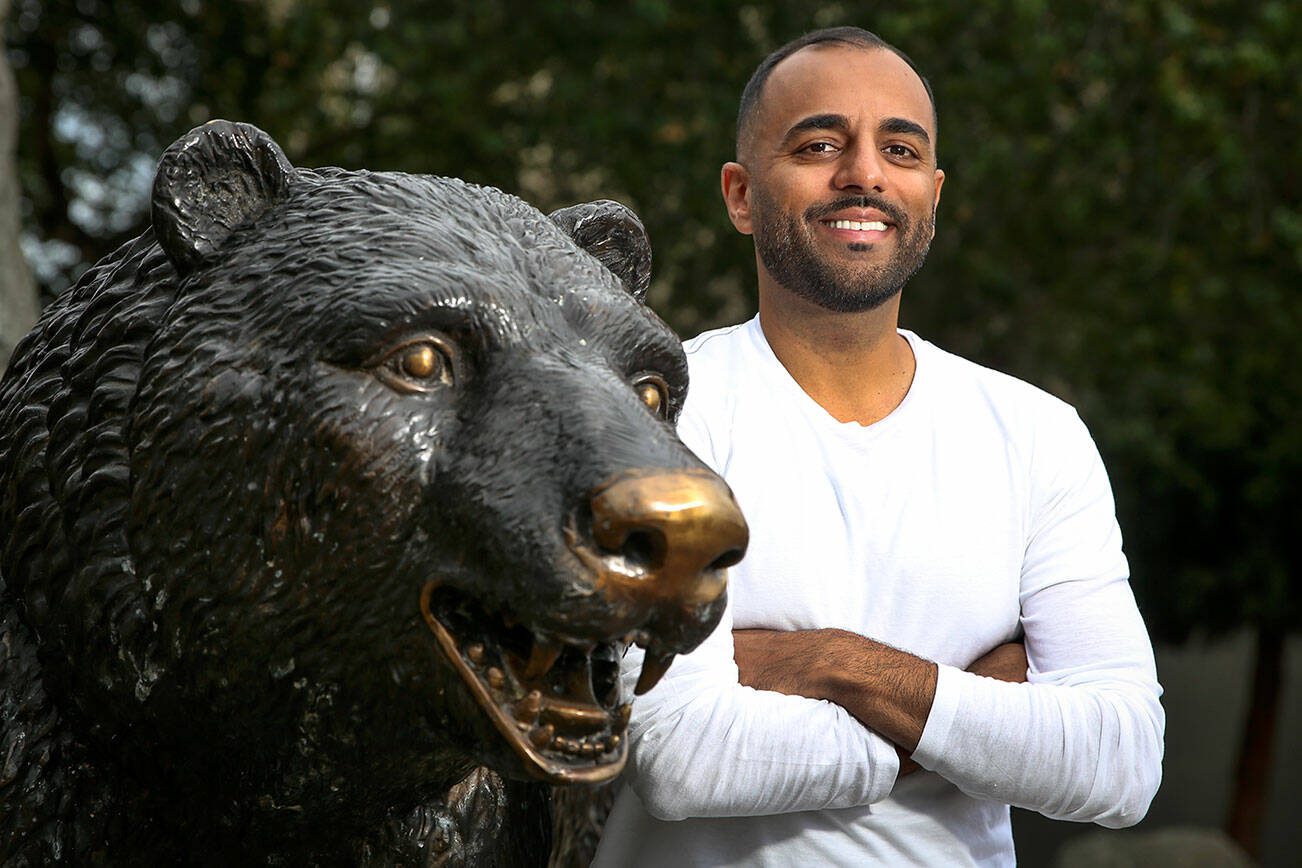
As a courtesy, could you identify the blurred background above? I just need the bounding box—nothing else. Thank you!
[1,1,1297,864]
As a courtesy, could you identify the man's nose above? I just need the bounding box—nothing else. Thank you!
[831,142,887,194]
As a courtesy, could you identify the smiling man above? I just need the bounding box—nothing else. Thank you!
[593,27,1164,867]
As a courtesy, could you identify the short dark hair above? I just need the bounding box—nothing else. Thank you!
[735,26,937,159]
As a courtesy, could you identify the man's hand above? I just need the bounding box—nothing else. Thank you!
[968,641,1029,684]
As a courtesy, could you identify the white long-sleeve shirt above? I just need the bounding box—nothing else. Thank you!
[594,318,1164,867]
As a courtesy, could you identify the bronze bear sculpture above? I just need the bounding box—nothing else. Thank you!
[0,121,747,864]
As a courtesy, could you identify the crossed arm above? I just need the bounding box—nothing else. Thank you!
[733,630,1028,774]
[625,587,1161,827]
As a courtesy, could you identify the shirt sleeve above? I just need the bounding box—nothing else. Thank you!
[619,394,901,820]
[911,409,1165,827]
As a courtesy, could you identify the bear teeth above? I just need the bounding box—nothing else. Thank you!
[530,724,555,749]
[514,690,542,723]
[420,580,629,779]
[547,730,620,756]
[633,648,676,695]
[522,640,563,679]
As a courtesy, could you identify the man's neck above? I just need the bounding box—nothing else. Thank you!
[757,284,916,427]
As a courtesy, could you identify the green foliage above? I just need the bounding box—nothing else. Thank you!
[6,0,1300,641]
[896,0,1302,641]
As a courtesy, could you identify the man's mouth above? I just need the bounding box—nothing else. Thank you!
[824,219,889,232]
[819,217,894,244]
[420,580,652,784]
[808,196,905,243]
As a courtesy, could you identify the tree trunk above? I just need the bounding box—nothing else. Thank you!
[1,0,41,370]
[1225,627,1285,859]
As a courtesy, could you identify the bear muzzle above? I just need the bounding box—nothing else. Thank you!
[576,467,747,673]
[420,466,747,783]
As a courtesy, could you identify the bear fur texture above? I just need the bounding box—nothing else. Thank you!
[0,122,746,865]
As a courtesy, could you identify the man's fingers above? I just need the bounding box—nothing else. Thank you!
[967,641,1028,683]
[896,746,921,778]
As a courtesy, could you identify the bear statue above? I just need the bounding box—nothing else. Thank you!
[0,121,748,865]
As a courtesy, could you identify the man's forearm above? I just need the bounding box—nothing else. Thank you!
[733,628,938,751]
[734,621,1161,826]
[733,630,1028,752]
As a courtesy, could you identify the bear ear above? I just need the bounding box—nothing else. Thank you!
[548,199,652,301]
[151,120,294,273]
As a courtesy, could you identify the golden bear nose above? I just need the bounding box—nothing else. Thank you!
[588,468,748,610]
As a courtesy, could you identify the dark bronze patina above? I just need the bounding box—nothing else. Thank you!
[423,466,747,786]
[0,121,747,864]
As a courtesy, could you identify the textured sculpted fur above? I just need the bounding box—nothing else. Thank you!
[0,122,743,864]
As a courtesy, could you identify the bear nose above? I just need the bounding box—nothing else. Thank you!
[588,468,748,611]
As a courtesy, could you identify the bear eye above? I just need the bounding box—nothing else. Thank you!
[373,337,455,394]
[633,373,669,419]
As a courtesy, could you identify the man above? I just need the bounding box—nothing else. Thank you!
[593,26,1164,866]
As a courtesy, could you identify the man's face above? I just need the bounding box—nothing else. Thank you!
[724,45,945,312]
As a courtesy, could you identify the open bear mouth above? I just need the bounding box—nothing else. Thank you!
[420,580,635,783]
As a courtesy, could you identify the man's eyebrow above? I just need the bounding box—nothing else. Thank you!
[879,116,931,146]
[780,113,850,146]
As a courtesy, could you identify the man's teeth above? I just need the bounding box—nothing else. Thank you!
[826,219,888,231]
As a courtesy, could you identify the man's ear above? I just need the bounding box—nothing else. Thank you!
[930,168,946,241]
[548,199,652,301]
[721,162,753,235]
[151,120,294,274]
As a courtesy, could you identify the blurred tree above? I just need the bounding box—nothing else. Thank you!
[0,0,38,367]
[5,0,1300,856]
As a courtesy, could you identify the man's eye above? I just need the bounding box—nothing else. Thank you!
[884,144,918,159]
[801,141,838,155]
[632,373,669,419]
[373,337,456,393]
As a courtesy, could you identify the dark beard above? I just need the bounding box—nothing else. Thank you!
[751,192,934,313]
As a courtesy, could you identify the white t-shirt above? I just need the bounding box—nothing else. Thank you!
[594,317,1164,867]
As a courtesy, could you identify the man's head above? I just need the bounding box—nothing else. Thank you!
[723,27,944,313]
[735,27,936,163]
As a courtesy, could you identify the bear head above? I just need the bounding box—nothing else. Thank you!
[0,121,746,850]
